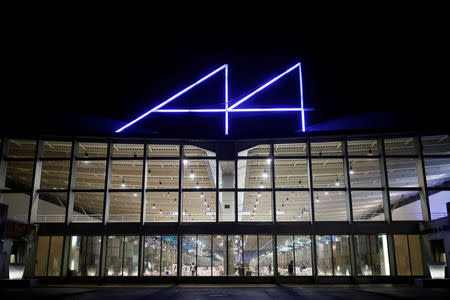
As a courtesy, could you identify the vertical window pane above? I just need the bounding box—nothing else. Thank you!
[238,192,272,222]
[213,235,226,276]
[182,192,216,222]
[408,235,423,276]
[7,139,36,158]
[161,236,178,276]
[48,236,63,276]
[332,235,350,276]
[197,235,211,276]
[228,235,243,276]
[428,190,450,220]
[144,235,161,276]
[424,158,450,188]
[77,142,108,158]
[347,140,379,156]
[294,235,312,276]
[384,137,417,155]
[355,235,372,275]
[6,161,34,189]
[219,161,235,188]
[314,191,347,221]
[183,160,216,188]
[238,159,272,189]
[0,193,30,222]
[42,141,72,158]
[311,141,342,156]
[371,234,390,276]
[349,158,381,188]
[109,192,141,223]
[390,191,423,221]
[219,192,235,222]
[106,236,124,276]
[277,235,294,276]
[111,160,143,189]
[276,191,310,222]
[243,235,258,276]
[75,160,106,189]
[123,236,139,276]
[258,235,274,276]
[73,192,103,223]
[352,191,384,221]
[274,143,307,156]
[386,158,419,187]
[68,236,101,276]
[112,143,144,158]
[146,192,178,223]
[311,159,344,188]
[422,135,450,155]
[316,235,332,276]
[274,159,308,188]
[37,192,67,223]
[394,235,411,276]
[40,160,70,190]
[34,236,50,276]
[182,235,197,276]
[148,160,179,189]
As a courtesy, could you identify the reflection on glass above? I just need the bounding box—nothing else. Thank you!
[355,234,390,276]
[348,158,381,188]
[213,235,226,276]
[37,192,67,223]
[6,161,34,190]
[73,192,103,223]
[274,159,308,188]
[197,235,211,276]
[144,236,161,276]
[294,235,312,276]
[316,235,332,276]
[106,236,124,276]
[228,235,243,276]
[0,193,30,222]
[75,160,106,189]
[384,137,417,155]
[182,235,197,276]
[40,160,70,190]
[243,235,258,276]
[390,191,423,221]
[422,135,450,155]
[424,158,450,188]
[276,191,310,222]
[277,235,294,276]
[347,140,378,156]
[386,158,419,187]
[333,235,350,276]
[352,191,384,221]
[34,236,50,276]
[394,235,411,276]
[123,236,139,276]
[258,235,273,276]
[428,190,450,220]
[314,191,347,221]
[311,158,344,188]
[68,236,101,276]
[7,139,36,158]
[161,236,178,276]
[47,236,64,276]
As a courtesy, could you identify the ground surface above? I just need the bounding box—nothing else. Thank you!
[1,284,449,299]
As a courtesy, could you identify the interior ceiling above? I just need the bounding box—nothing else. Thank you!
[2,135,450,222]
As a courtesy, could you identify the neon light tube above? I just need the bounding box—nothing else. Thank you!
[155,109,225,112]
[299,63,306,132]
[231,108,313,112]
[225,64,229,135]
[228,63,300,110]
[115,65,227,133]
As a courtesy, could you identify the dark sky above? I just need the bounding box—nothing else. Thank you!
[3,7,447,138]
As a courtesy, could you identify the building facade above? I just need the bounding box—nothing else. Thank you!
[0,133,449,282]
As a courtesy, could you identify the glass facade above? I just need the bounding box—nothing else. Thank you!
[1,135,446,280]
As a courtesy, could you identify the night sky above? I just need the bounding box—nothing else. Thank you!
[3,7,447,138]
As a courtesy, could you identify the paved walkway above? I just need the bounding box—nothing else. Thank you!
[1,284,449,299]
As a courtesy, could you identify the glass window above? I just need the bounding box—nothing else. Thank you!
[275,191,310,222]
[40,160,70,190]
[274,143,307,156]
[183,160,216,188]
[348,158,382,188]
[68,235,101,276]
[182,192,216,222]
[182,235,197,276]
[347,140,379,156]
[148,144,180,157]
[123,236,139,276]
[219,161,235,188]
[408,235,423,276]
[371,234,390,276]
[161,235,178,276]
[238,159,272,189]
[311,159,344,188]
[238,192,272,222]
[0,192,30,222]
[277,235,294,276]
[105,236,124,276]
[112,143,144,158]
[146,192,178,223]
[315,235,332,276]
[424,158,450,188]
[75,160,106,189]
[73,192,103,223]
[393,234,423,276]
[428,190,450,220]
[238,144,270,157]
[148,160,179,189]
[355,235,371,275]
[422,135,450,155]
[352,191,384,221]
[258,235,274,276]
[111,160,143,189]
[184,145,215,157]
[386,158,419,187]
[7,139,36,158]
[144,235,161,276]
[77,142,108,158]
[212,235,227,276]
[294,235,312,276]
[34,236,50,276]
[311,141,342,156]
[47,236,64,276]
[109,192,141,223]
[332,235,350,276]
[228,235,243,276]
[37,192,67,223]
[314,191,347,221]
[274,159,308,188]
[390,191,423,221]
[219,192,235,222]
[42,140,72,158]
[243,235,258,276]
[197,235,212,276]
[384,137,417,155]
[6,160,34,190]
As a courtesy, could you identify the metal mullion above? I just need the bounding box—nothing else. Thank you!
[273,233,278,278]
[292,234,296,276]
[257,234,260,277]
[178,144,183,224]
[270,144,276,223]
[306,141,315,224]
[349,234,357,277]
[160,236,163,276]
[343,140,353,223]
[65,139,78,225]
[0,137,10,204]
[102,140,112,225]
[46,235,52,276]
[210,234,213,276]
[140,142,148,225]
[226,234,229,276]
[195,234,198,277]
[29,137,43,224]
[234,159,238,222]
[138,235,144,277]
[330,235,335,276]
[406,234,412,276]
[415,137,431,221]
[121,235,125,276]
[378,138,392,223]
[216,159,219,223]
